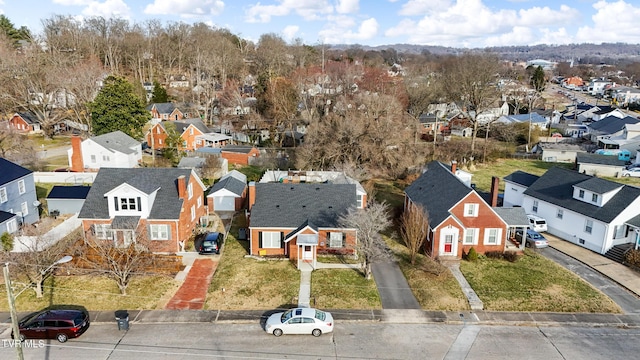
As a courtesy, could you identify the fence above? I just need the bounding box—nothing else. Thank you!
[34,172,97,184]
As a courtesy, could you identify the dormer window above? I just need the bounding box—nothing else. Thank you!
[115,197,141,211]
[464,203,478,217]
[592,194,598,202]
[579,189,584,198]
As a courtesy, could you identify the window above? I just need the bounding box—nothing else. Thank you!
[189,127,194,135]
[120,198,137,211]
[592,193,598,202]
[150,224,169,240]
[613,225,625,239]
[463,203,478,217]
[103,155,110,161]
[18,180,25,194]
[90,155,96,163]
[6,219,17,233]
[328,232,344,248]
[463,228,478,245]
[578,189,585,198]
[261,231,281,248]
[357,194,364,208]
[532,200,538,213]
[157,127,161,134]
[557,209,563,219]
[484,228,500,245]
[159,139,163,145]
[188,183,193,199]
[584,219,593,234]
[0,187,6,203]
[94,224,113,239]
[21,202,28,216]
[197,196,202,208]
[190,205,196,221]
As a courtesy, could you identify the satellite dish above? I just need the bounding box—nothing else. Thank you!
[33,200,41,207]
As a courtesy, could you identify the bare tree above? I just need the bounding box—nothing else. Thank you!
[400,203,429,265]
[78,220,153,295]
[200,155,224,180]
[338,202,392,279]
[12,220,77,298]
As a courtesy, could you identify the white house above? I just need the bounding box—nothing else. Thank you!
[206,170,247,212]
[502,171,540,207]
[68,131,142,172]
[522,167,640,254]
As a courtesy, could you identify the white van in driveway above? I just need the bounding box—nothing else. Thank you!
[527,214,548,232]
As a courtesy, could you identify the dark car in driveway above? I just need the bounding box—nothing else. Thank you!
[199,232,221,254]
[15,308,90,343]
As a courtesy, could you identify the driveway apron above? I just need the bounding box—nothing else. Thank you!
[165,258,217,310]
[371,261,421,309]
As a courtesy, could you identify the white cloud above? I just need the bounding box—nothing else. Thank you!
[282,25,299,40]
[575,1,640,44]
[144,0,225,16]
[398,0,452,16]
[336,0,359,14]
[245,0,333,23]
[80,0,131,19]
[319,16,378,44]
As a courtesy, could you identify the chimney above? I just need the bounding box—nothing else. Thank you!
[70,135,84,172]
[490,176,500,207]
[248,181,256,211]
[451,160,457,174]
[177,175,186,199]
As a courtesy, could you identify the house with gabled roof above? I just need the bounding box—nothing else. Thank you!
[404,161,513,259]
[146,102,193,121]
[207,170,247,212]
[221,145,260,165]
[576,153,627,177]
[588,115,640,143]
[503,171,540,207]
[522,167,640,254]
[497,113,549,130]
[247,170,366,269]
[68,132,142,172]
[9,112,41,133]
[46,185,91,215]
[0,158,39,234]
[146,118,232,152]
[78,168,207,253]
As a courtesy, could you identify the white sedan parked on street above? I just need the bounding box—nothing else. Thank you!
[622,168,640,177]
[265,308,334,337]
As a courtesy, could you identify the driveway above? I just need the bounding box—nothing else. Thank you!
[371,261,421,309]
[539,247,640,314]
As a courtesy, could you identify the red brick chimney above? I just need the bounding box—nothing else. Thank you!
[177,175,186,199]
[70,135,84,172]
[490,176,500,207]
[451,160,457,174]
[248,181,256,211]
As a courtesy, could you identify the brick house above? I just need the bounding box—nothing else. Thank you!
[147,102,192,121]
[220,145,260,165]
[9,112,41,133]
[146,119,231,152]
[247,170,366,269]
[78,168,207,253]
[405,161,513,259]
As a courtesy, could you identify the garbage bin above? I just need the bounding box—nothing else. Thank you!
[115,310,129,331]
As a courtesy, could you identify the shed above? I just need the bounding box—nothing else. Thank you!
[46,185,91,215]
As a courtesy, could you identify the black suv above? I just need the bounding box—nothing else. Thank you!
[199,232,220,254]
[16,309,90,343]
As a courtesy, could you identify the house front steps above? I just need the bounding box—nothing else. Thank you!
[603,243,634,264]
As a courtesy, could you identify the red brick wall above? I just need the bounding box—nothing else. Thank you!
[146,124,168,149]
[249,227,356,258]
[9,115,32,132]
[70,135,84,172]
[179,126,204,151]
[448,192,506,257]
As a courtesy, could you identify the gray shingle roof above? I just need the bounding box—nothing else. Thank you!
[17,112,39,125]
[503,171,539,187]
[222,145,256,154]
[575,177,622,194]
[78,168,194,220]
[162,118,209,135]
[625,214,640,227]
[404,161,473,226]
[523,167,640,223]
[0,158,32,185]
[151,102,177,114]
[249,183,356,228]
[91,131,140,155]
[209,175,246,197]
[576,153,627,166]
[492,207,529,227]
[588,116,639,134]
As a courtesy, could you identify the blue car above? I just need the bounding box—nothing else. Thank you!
[199,232,220,254]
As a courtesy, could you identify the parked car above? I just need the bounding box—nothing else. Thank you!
[15,308,90,343]
[527,214,548,232]
[199,232,220,254]
[622,168,640,177]
[265,308,334,337]
[626,163,640,170]
[516,229,549,248]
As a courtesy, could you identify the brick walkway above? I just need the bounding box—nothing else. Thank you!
[165,258,218,310]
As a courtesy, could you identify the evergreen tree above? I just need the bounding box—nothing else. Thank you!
[90,75,151,138]
[530,65,546,93]
[0,15,31,44]
[151,81,168,103]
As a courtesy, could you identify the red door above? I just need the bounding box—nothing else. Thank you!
[444,235,453,253]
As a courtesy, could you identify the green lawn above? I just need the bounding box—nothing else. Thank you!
[311,269,381,309]
[469,159,574,192]
[459,251,621,313]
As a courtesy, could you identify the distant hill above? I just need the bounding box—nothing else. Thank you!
[329,43,640,64]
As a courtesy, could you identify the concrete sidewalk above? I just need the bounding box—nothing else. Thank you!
[545,234,640,298]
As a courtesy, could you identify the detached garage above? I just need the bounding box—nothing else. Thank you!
[207,170,247,212]
[46,185,91,215]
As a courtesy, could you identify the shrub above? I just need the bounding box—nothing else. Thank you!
[1,232,13,252]
[466,247,479,262]
[485,251,503,259]
[625,249,640,267]
[503,251,519,262]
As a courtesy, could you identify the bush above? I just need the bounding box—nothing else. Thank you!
[485,251,503,259]
[625,249,640,267]
[503,251,519,263]
[465,247,479,262]
[1,232,13,252]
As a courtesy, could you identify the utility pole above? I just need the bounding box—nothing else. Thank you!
[4,263,24,360]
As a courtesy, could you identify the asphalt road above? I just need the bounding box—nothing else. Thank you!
[1,322,639,359]
[539,247,640,314]
[371,261,421,309]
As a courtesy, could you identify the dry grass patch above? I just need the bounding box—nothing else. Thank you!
[386,236,468,311]
[311,269,381,309]
[460,251,621,313]
[205,235,300,310]
[0,275,178,311]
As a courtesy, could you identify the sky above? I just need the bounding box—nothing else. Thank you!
[1,0,640,48]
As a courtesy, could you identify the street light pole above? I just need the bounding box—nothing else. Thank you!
[3,263,24,360]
